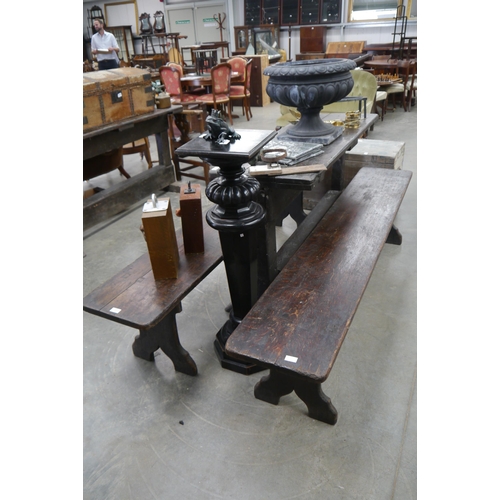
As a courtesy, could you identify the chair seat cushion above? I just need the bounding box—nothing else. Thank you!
[385,83,405,94]
[171,94,197,103]
[376,91,387,101]
[230,85,245,95]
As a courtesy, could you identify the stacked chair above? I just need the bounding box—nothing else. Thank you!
[229,59,253,121]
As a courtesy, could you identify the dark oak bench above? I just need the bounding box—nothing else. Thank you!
[83,220,222,376]
[225,167,412,424]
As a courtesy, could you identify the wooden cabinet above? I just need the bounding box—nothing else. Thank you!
[246,55,271,107]
[279,0,342,26]
[300,26,326,53]
[244,0,280,25]
[301,0,320,24]
[321,0,342,24]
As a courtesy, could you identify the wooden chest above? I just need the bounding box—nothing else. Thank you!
[343,139,405,189]
[83,67,155,131]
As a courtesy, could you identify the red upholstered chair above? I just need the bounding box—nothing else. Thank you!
[227,56,246,84]
[229,59,253,121]
[159,64,197,104]
[195,62,232,125]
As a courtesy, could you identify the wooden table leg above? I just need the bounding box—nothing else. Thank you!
[132,303,198,375]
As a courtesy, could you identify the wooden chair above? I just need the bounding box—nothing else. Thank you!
[195,62,233,125]
[229,59,253,121]
[405,60,417,111]
[122,137,154,169]
[385,59,416,112]
[227,56,247,84]
[159,64,197,104]
[167,103,211,185]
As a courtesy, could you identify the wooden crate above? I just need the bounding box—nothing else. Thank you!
[83,67,155,131]
[343,139,405,189]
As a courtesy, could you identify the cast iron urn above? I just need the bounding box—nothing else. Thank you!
[264,58,357,143]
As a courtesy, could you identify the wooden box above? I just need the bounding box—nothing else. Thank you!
[179,183,204,254]
[343,139,405,189]
[141,197,179,280]
[83,67,155,131]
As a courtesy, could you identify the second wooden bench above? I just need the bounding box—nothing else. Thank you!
[226,167,412,424]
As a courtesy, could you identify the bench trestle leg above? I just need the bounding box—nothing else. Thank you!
[386,224,403,245]
[132,304,198,376]
[254,369,338,425]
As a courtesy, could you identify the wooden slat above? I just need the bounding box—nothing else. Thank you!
[83,166,175,231]
[226,167,412,382]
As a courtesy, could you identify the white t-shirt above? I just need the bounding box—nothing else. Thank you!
[91,31,120,63]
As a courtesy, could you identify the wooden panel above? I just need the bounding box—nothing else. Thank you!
[83,166,175,231]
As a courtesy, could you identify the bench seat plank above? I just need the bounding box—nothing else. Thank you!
[83,221,223,330]
[226,167,412,384]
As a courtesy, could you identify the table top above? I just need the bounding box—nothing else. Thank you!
[176,129,278,165]
[83,105,183,160]
[83,106,183,140]
[260,113,378,189]
[363,60,399,69]
[181,72,243,86]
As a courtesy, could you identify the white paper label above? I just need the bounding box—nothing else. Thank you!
[110,307,121,314]
[284,355,298,363]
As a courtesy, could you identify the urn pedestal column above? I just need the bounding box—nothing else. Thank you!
[175,129,277,374]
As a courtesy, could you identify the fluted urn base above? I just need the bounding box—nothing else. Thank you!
[283,108,345,145]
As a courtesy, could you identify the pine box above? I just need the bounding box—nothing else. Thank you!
[343,139,405,189]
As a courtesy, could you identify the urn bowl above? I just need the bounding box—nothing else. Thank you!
[264,58,357,140]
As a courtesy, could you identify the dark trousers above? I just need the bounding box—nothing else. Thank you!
[98,59,120,70]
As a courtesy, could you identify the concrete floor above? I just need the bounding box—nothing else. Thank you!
[83,100,417,499]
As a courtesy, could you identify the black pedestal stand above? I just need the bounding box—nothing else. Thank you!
[175,129,277,374]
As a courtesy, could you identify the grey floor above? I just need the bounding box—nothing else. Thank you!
[83,100,417,499]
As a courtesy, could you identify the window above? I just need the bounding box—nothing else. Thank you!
[348,0,405,22]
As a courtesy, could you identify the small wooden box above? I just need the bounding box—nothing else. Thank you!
[180,184,204,254]
[142,197,179,280]
[83,67,155,131]
[343,139,405,189]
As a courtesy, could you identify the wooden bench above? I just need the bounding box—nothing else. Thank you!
[83,220,222,376]
[225,167,412,424]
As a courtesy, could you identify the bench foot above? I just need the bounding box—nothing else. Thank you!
[386,224,403,245]
[132,304,198,376]
[254,369,338,425]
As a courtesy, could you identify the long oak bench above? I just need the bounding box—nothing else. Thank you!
[225,167,412,424]
[83,220,223,376]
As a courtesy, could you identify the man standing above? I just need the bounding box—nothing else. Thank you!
[91,18,120,70]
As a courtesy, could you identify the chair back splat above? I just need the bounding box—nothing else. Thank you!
[159,64,197,104]
[195,62,232,125]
